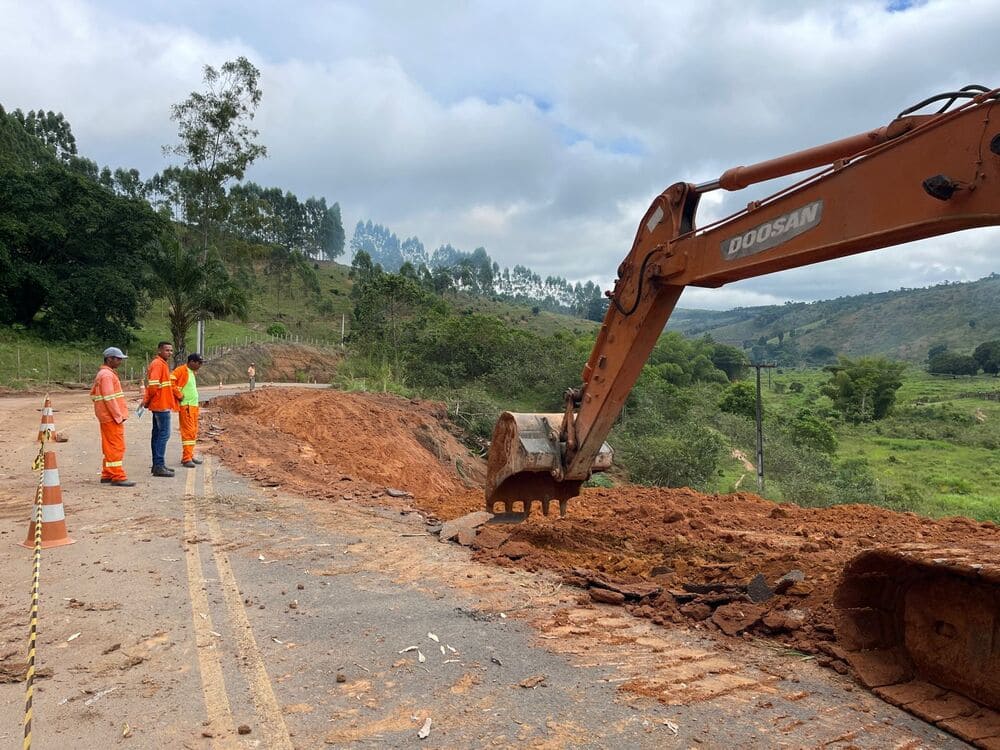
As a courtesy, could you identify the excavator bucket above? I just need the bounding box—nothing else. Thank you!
[485,412,612,523]
[835,543,1000,745]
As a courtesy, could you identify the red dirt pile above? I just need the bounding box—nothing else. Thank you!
[208,388,1000,668]
[209,388,484,510]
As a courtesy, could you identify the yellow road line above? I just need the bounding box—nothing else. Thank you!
[204,458,294,750]
[183,468,238,748]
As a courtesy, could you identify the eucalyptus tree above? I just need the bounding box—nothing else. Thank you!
[163,56,267,350]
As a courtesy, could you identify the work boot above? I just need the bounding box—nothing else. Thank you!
[151,465,174,477]
[110,479,136,487]
[191,457,204,465]
[100,477,112,484]
[182,461,197,468]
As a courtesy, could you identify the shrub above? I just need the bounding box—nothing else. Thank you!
[266,322,288,337]
[834,458,883,505]
[788,410,837,454]
[616,423,724,490]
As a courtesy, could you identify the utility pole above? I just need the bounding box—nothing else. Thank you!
[196,319,205,356]
[752,362,777,493]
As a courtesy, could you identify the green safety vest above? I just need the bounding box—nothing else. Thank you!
[180,367,199,406]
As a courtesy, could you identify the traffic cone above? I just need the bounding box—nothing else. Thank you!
[20,442,75,549]
[36,395,55,443]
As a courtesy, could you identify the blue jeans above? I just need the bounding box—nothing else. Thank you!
[151,410,171,468]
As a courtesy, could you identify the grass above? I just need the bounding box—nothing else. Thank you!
[0,328,106,387]
[754,367,1000,522]
[453,294,601,338]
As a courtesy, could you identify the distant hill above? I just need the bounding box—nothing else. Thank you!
[667,274,1000,363]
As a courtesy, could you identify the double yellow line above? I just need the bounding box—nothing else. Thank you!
[183,458,293,749]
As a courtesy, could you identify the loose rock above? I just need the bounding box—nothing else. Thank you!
[712,602,764,636]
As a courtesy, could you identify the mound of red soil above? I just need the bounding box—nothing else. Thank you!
[208,388,1000,663]
[209,388,484,510]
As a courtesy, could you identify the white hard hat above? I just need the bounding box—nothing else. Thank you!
[103,347,128,359]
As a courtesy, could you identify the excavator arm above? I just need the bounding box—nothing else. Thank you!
[486,86,1000,520]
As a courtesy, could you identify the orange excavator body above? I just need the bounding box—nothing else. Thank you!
[484,86,1000,744]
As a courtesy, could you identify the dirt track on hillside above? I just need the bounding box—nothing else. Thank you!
[209,388,1000,671]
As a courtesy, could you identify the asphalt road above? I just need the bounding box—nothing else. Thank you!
[0,390,970,748]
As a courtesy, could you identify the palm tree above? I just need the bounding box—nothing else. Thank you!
[150,233,249,362]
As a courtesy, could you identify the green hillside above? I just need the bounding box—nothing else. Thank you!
[668,274,1000,362]
[134,260,598,353]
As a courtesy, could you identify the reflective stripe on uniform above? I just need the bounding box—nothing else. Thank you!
[147,380,160,385]
[181,440,197,446]
[41,504,65,523]
[105,460,123,467]
[43,469,60,486]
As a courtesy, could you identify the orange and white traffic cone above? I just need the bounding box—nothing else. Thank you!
[36,395,55,443]
[20,442,75,549]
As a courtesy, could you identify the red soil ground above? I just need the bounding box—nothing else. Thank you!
[208,388,1000,664]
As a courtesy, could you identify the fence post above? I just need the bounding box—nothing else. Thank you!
[78,352,82,383]
[16,347,20,380]
[46,349,50,384]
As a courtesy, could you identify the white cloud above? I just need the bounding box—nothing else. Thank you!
[3,0,1000,309]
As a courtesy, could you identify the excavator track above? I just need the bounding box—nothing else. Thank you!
[834,542,1000,748]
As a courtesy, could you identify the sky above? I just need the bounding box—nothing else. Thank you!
[2,0,1000,309]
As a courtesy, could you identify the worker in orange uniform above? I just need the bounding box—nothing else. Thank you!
[172,352,205,468]
[143,341,178,477]
[91,347,135,487]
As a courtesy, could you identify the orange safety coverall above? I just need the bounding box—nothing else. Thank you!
[172,364,199,463]
[91,365,129,481]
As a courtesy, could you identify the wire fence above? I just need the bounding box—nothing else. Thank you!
[0,333,346,388]
[0,346,121,387]
[199,331,345,360]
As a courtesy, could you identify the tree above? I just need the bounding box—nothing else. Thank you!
[709,343,749,381]
[350,220,403,271]
[318,201,345,260]
[719,381,757,420]
[973,340,1000,376]
[10,109,77,162]
[821,357,906,422]
[0,162,164,340]
[163,57,266,349]
[149,234,249,360]
[350,262,441,376]
[788,410,837,454]
[164,57,267,240]
[928,352,979,376]
[927,342,949,362]
[805,344,837,365]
